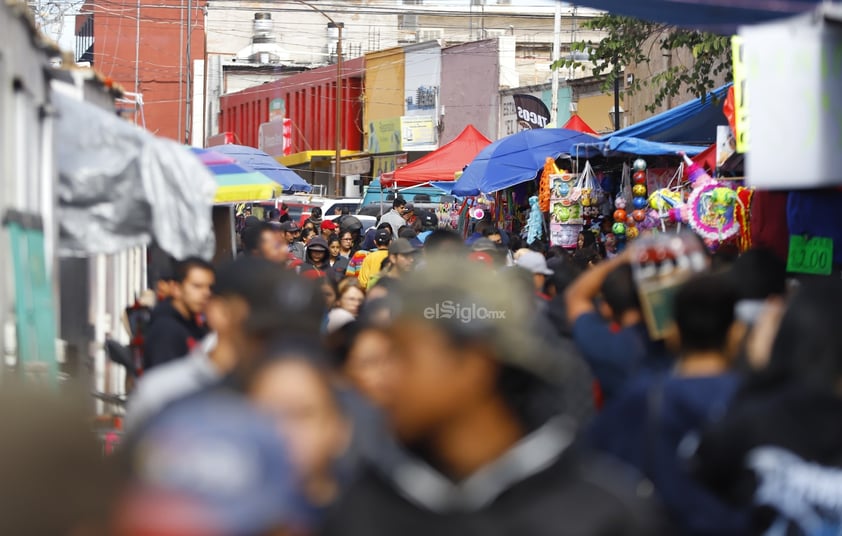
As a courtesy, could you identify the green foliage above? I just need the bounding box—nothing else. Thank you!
[555,14,732,113]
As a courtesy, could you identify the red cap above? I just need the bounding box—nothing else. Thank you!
[320,220,337,231]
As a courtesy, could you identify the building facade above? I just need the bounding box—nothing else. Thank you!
[74,0,205,142]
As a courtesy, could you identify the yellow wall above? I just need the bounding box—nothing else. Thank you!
[364,47,405,146]
[577,93,624,135]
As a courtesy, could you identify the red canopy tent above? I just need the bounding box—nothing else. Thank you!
[562,115,598,135]
[381,125,492,188]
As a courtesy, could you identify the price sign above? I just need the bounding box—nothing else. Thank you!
[787,235,833,276]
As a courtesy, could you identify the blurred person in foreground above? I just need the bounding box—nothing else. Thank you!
[242,221,289,265]
[143,257,214,370]
[692,278,842,535]
[588,273,750,536]
[565,252,672,404]
[115,393,313,536]
[322,255,666,536]
[327,278,366,333]
[128,257,297,431]
[0,383,118,536]
[247,340,352,514]
[357,228,392,289]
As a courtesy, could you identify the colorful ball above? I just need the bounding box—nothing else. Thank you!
[633,171,647,184]
[632,184,647,197]
[632,196,648,210]
[612,222,626,235]
[632,209,646,222]
[613,209,627,222]
[626,226,639,239]
[626,216,637,228]
[615,197,627,210]
[633,158,647,172]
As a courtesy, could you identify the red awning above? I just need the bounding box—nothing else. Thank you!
[382,125,492,187]
[562,115,598,135]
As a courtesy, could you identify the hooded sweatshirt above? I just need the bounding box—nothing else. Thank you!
[302,237,331,277]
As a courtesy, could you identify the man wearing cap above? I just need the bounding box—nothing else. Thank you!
[368,238,418,290]
[357,228,392,289]
[379,197,409,237]
[320,219,338,242]
[323,255,666,536]
[417,210,438,243]
[280,220,306,261]
[301,236,331,278]
[127,257,312,432]
[515,250,555,300]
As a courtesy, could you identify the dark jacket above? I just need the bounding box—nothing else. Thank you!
[589,373,750,536]
[301,237,331,277]
[329,256,350,283]
[322,418,668,536]
[142,299,208,370]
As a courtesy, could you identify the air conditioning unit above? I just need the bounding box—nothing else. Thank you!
[416,28,444,42]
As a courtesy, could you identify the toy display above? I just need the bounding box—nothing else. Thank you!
[526,195,544,245]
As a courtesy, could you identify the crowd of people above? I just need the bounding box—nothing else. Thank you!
[10,195,842,536]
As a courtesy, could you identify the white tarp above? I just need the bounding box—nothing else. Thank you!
[54,92,216,260]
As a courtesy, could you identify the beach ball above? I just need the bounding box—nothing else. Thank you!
[615,197,627,210]
[632,184,647,197]
[612,222,626,235]
[632,196,648,210]
[613,209,627,222]
[633,158,647,172]
[626,226,639,239]
[632,209,646,222]
[633,171,647,184]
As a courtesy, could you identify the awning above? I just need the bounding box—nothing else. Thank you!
[381,125,492,187]
[55,92,216,260]
[574,136,706,158]
[562,115,598,135]
[561,0,823,34]
[211,144,312,193]
[605,84,732,145]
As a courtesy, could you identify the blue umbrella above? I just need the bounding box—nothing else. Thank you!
[451,129,597,197]
[212,144,312,193]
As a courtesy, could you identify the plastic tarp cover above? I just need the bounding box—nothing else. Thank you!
[55,92,216,260]
[574,136,706,158]
[604,84,732,145]
[558,0,822,34]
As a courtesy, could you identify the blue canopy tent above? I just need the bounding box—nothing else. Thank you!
[562,0,824,34]
[604,84,732,146]
[212,144,312,193]
[574,136,706,159]
[449,128,597,196]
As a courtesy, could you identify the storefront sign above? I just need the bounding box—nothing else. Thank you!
[512,94,551,129]
[258,119,292,157]
[367,117,402,154]
[401,116,437,150]
[331,157,371,177]
[269,98,285,121]
[372,153,407,179]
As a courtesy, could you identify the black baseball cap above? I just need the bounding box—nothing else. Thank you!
[421,211,438,228]
[375,228,392,246]
[280,221,300,233]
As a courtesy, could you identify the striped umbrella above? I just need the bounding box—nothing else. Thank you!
[190,147,282,203]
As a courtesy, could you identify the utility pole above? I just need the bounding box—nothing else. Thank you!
[330,21,344,197]
[550,1,561,126]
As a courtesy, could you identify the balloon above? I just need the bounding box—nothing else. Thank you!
[626,226,639,239]
[615,197,627,210]
[612,222,626,235]
[613,209,627,222]
[632,184,647,197]
[632,209,646,222]
[633,171,647,184]
[648,189,682,211]
[633,158,647,172]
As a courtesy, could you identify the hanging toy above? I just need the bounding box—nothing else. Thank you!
[633,171,647,184]
[632,197,648,210]
[632,184,647,197]
[526,195,544,245]
[615,196,627,210]
[648,189,682,211]
[539,157,559,213]
[613,209,627,222]
[612,222,627,235]
[632,209,646,222]
[632,158,647,172]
